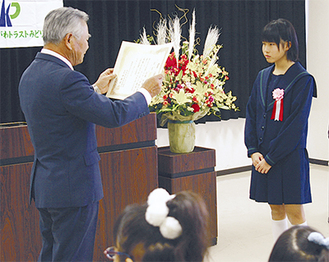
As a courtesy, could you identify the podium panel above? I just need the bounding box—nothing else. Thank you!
[0,113,158,261]
[94,146,158,261]
[0,162,41,261]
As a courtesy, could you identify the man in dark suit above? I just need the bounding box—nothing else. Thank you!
[18,7,163,262]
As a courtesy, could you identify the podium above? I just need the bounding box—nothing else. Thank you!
[0,113,158,261]
[157,146,218,244]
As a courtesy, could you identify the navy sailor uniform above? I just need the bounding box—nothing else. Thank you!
[244,62,316,204]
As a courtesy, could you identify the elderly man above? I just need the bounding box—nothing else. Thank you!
[19,7,162,261]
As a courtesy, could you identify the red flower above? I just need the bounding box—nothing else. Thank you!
[164,52,190,77]
[184,84,195,93]
[191,103,200,112]
[205,95,214,107]
[165,53,177,69]
[178,55,189,75]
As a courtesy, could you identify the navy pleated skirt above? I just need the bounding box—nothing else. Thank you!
[249,147,312,205]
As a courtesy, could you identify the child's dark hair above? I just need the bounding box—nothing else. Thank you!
[113,190,210,262]
[262,18,299,61]
[268,226,329,262]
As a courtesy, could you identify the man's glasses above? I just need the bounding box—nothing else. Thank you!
[104,246,133,261]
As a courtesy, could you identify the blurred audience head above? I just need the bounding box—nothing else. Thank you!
[105,188,210,262]
[269,225,329,262]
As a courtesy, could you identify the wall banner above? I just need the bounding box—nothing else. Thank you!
[0,0,63,48]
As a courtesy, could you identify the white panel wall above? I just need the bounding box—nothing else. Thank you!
[156,119,250,171]
[306,0,329,163]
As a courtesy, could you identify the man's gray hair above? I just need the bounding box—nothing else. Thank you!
[43,7,89,45]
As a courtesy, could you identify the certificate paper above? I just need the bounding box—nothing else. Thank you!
[106,41,173,100]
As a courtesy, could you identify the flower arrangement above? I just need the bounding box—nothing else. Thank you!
[139,9,238,125]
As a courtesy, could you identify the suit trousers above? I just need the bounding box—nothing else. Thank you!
[37,201,99,262]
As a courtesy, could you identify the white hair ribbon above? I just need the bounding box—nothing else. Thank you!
[308,232,329,249]
[145,188,182,239]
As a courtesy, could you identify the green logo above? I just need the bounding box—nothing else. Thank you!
[0,1,21,27]
[10,2,20,19]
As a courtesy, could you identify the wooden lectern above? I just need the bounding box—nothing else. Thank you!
[0,113,158,261]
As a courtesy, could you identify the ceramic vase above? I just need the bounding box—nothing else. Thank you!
[168,120,195,153]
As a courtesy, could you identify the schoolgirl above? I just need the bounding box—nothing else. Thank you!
[245,18,317,241]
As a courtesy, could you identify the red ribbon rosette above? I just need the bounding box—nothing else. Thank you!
[271,88,284,121]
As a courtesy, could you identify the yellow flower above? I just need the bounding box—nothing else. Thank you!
[172,89,192,105]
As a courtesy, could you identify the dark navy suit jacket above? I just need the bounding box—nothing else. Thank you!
[19,52,149,208]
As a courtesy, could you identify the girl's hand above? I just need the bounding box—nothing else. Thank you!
[251,152,264,167]
[255,159,272,174]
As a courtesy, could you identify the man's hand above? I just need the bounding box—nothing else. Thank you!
[94,68,116,94]
[142,74,163,97]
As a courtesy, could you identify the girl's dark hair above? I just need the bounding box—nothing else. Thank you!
[268,226,329,262]
[262,18,299,61]
[113,191,210,262]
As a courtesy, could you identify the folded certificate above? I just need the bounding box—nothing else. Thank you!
[106,41,172,100]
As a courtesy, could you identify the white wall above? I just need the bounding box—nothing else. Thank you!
[306,0,329,163]
[156,119,250,171]
[156,1,329,171]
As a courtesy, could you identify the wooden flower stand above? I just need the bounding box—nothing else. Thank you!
[157,146,218,245]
